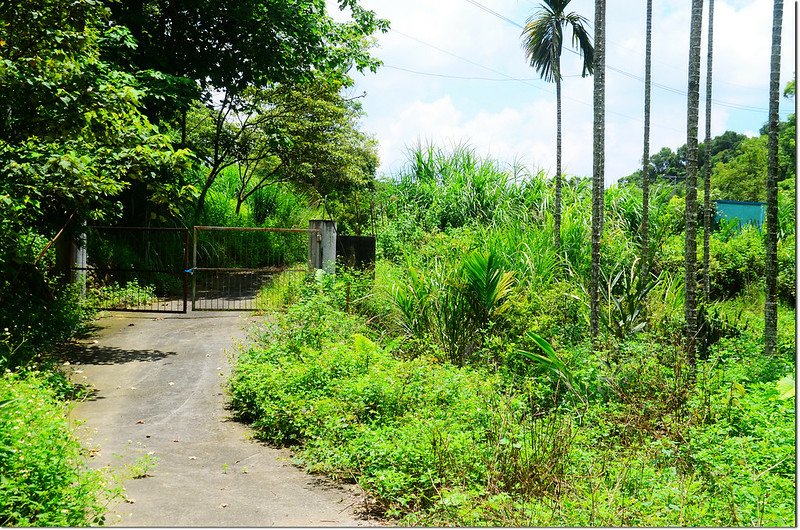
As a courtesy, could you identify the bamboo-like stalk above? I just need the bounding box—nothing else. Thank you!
[765,0,784,356]
[684,0,705,370]
[590,0,605,340]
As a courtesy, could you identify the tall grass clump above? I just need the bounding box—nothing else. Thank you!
[389,143,547,233]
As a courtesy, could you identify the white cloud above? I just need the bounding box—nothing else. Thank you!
[333,0,795,184]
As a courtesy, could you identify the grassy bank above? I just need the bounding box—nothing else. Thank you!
[230,274,794,526]
[0,370,119,526]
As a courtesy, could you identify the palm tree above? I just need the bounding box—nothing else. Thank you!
[684,0,704,370]
[590,0,605,340]
[521,0,594,250]
[640,0,653,282]
[702,0,715,303]
[765,0,784,356]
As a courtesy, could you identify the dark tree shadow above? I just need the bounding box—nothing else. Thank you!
[63,343,178,365]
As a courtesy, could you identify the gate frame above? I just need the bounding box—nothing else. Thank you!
[76,226,190,313]
[191,225,318,311]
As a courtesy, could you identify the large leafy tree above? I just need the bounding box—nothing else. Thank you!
[0,0,191,271]
[188,79,378,215]
[764,0,784,356]
[108,0,387,215]
[521,0,593,250]
[109,0,388,146]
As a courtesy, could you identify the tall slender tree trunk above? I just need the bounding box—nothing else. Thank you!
[555,71,563,250]
[684,0,704,370]
[590,0,606,341]
[765,0,783,356]
[640,0,653,281]
[702,0,715,303]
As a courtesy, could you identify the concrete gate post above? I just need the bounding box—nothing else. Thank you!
[308,220,337,274]
[54,220,87,296]
[72,225,87,297]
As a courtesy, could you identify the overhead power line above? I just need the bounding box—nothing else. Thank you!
[389,29,682,132]
[460,0,784,114]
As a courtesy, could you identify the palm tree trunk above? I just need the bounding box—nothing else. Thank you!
[702,0,715,303]
[590,0,605,340]
[765,0,783,356]
[555,72,563,250]
[684,0,704,370]
[641,0,653,282]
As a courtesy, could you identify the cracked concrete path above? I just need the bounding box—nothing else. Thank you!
[67,311,375,527]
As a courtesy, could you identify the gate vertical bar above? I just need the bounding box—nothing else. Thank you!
[182,228,190,313]
[192,226,198,311]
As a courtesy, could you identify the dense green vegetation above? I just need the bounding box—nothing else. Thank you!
[230,146,795,526]
[0,0,794,526]
[0,370,118,526]
[0,0,385,524]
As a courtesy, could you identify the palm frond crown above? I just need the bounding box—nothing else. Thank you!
[521,0,594,82]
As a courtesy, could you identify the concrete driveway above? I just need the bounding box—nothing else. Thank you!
[67,311,376,527]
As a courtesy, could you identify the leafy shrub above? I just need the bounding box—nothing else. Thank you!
[0,278,88,370]
[0,371,117,526]
[390,249,514,365]
[706,225,765,299]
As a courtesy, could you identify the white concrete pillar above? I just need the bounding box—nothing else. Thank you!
[308,220,337,274]
[72,223,87,297]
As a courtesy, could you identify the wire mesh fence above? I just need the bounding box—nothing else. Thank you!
[192,226,312,311]
[79,226,189,313]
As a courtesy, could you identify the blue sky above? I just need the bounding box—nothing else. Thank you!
[331,0,796,184]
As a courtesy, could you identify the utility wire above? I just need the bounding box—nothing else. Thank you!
[390,29,553,96]
[461,0,786,114]
[386,62,784,113]
[383,64,582,81]
[389,29,681,132]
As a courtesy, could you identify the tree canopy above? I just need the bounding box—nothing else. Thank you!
[0,0,191,262]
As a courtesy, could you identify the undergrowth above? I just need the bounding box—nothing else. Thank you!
[0,370,120,526]
[229,274,795,526]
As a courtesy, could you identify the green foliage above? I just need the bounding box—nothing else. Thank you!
[0,280,88,371]
[85,280,156,311]
[0,371,118,526]
[386,143,546,233]
[713,136,768,202]
[188,78,379,213]
[390,249,515,365]
[109,0,388,102]
[660,224,786,303]
[0,0,192,248]
[231,279,796,526]
[255,270,307,312]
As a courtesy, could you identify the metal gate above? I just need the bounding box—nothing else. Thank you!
[80,226,190,313]
[191,226,314,311]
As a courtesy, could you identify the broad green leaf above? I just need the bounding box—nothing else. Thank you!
[776,374,795,400]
